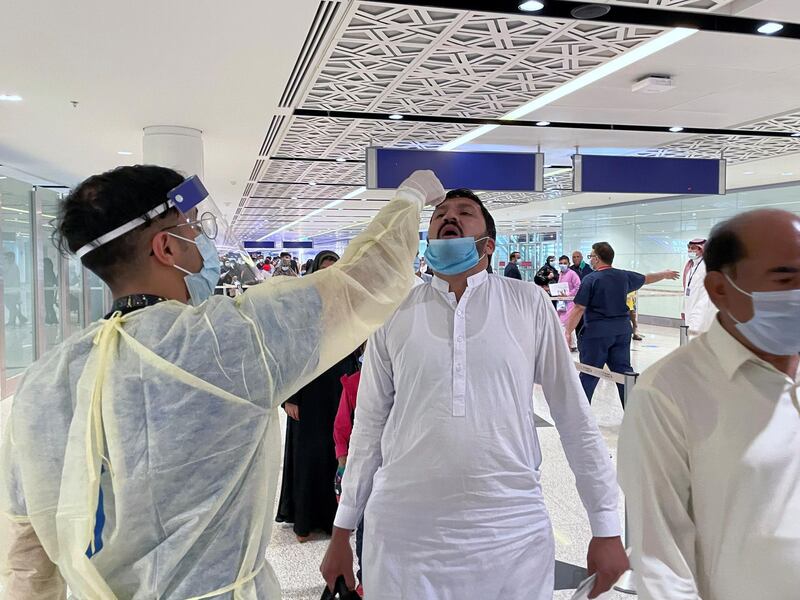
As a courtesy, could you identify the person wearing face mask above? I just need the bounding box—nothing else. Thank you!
[276,251,361,543]
[273,251,299,277]
[504,251,523,280]
[536,254,559,286]
[321,188,629,600]
[618,209,800,600]
[557,255,581,351]
[0,165,444,599]
[565,242,679,405]
[681,237,716,338]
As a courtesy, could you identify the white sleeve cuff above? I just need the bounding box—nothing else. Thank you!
[334,503,362,531]
[394,187,426,210]
[589,509,622,538]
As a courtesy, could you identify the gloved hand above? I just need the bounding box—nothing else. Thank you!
[398,170,445,208]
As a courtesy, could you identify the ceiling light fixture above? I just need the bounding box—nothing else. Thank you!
[438,27,697,151]
[259,186,366,240]
[336,158,346,162]
[308,181,317,186]
[536,121,550,127]
[518,1,545,12]
[117,151,133,156]
[757,22,783,35]
[669,126,684,132]
[782,172,794,176]
[792,132,800,137]
[743,171,755,175]
[388,114,404,120]
[0,94,23,102]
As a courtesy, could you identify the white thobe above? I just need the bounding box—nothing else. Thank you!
[683,259,716,336]
[335,271,620,599]
[618,318,800,600]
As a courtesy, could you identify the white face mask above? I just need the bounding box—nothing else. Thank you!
[724,273,800,356]
[688,252,698,261]
[558,263,569,273]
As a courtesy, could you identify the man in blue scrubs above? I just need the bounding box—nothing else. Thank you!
[565,242,678,404]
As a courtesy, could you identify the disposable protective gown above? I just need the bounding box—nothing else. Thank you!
[0,187,424,599]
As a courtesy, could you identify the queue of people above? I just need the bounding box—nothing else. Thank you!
[0,164,797,600]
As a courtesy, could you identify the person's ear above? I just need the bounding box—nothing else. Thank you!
[484,238,496,257]
[150,231,178,268]
[704,271,727,310]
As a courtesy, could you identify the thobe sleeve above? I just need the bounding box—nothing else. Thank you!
[531,292,621,538]
[618,386,702,600]
[334,326,394,530]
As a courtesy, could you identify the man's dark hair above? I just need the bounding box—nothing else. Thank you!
[704,218,747,273]
[55,165,184,286]
[510,251,520,261]
[279,252,291,259]
[559,255,570,262]
[546,255,555,263]
[592,241,615,265]
[443,188,496,240]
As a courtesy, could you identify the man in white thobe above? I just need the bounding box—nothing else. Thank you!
[322,188,629,599]
[618,209,800,600]
[682,238,716,338]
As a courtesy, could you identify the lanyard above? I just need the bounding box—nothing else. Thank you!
[687,259,703,291]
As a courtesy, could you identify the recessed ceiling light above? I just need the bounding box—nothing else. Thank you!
[536,121,550,127]
[308,181,317,186]
[757,22,783,35]
[0,94,23,102]
[743,171,755,175]
[792,132,800,137]
[336,158,346,162]
[782,172,794,176]
[519,0,544,11]
[291,196,298,199]
[669,126,684,133]
[117,151,133,156]
[388,114,403,120]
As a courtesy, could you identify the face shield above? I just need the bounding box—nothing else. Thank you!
[74,176,260,284]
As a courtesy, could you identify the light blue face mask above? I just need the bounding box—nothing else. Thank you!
[725,273,800,355]
[171,233,222,306]
[424,236,489,276]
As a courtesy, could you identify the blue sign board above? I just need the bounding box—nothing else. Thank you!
[367,147,544,192]
[243,241,276,249]
[283,241,314,249]
[573,155,726,195]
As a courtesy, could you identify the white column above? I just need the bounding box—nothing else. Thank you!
[142,126,204,178]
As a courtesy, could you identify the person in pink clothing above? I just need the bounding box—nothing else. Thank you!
[334,355,365,595]
[557,255,581,352]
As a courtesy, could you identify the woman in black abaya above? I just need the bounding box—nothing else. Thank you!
[275,251,360,542]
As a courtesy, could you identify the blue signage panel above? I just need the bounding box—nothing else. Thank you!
[367,147,544,192]
[283,241,314,249]
[243,241,276,249]
[573,155,726,195]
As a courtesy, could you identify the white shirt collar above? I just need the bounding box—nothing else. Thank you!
[432,269,489,294]
[705,317,795,381]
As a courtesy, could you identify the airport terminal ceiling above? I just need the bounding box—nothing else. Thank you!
[2,0,800,245]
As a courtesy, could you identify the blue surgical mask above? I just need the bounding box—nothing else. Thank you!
[171,233,221,306]
[725,274,800,355]
[424,236,489,276]
[413,256,421,272]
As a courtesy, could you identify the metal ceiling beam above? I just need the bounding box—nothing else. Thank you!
[369,0,800,40]
[294,108,800,138]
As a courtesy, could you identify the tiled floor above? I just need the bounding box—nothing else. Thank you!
[268,324,680,599]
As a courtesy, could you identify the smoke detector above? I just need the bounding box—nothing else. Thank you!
[632,75,674,94]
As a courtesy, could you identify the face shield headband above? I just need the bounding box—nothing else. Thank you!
[75,176,213,259]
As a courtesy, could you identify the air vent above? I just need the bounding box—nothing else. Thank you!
[250,160,265,182]
[278,0,341,108]
[243,183,254,197]
[258,115,286,157]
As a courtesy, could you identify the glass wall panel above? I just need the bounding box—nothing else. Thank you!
[35,188,65,353]
[1,179,35,379]
[563,182,800,319]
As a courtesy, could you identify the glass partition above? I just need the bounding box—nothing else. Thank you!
[563,182,800,319]
[35,187,66,353]
[1,178,35,383]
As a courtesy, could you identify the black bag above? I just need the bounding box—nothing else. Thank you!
[320,576,361,600]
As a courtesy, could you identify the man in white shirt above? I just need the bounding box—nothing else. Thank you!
[321,188,628,599]
[681,238,716,337]
[618,208,800,600]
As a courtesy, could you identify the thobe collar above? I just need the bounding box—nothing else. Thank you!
[105,294,169,319]
[706,317,797,382]
[431,269,489,295]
